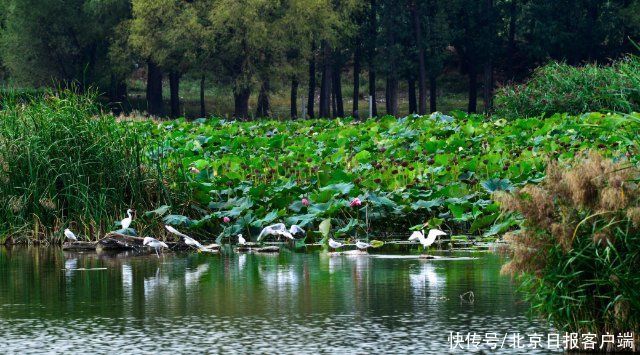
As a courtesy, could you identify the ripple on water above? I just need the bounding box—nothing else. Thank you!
[0,248,555,353]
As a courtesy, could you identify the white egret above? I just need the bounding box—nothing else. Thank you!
[328,238,344,251]
[165,225,205,251]
[355,240,372,251]
[238,234,246,245]
[143,237,168,258]
[408,228,447,251]
[121,209,134,231]
[64,228,77,243]
[257,223,293,242]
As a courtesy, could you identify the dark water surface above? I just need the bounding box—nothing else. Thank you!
[0,247,554,353]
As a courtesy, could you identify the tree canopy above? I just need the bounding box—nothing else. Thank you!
[0,0,638,118]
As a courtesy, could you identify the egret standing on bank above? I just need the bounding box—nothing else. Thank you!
[355,240,372,251]
[165,225,205,251]
[328,238,344,252]
[64,228,77,243]
[143,237,168,258]
[408,229,447,252]
[121,209,134,231]
[237,234,246,246]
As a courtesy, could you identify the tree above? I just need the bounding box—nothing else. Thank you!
[447,0,498,113]
[1,0,129,89]
[423,0,449,112]
[129,0,200,117]
[411,0,427,114]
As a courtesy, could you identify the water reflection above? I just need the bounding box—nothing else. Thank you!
[0,246,554,353]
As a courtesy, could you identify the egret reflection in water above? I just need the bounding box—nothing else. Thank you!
[0,247,554,353]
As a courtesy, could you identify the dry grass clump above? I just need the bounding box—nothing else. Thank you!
[497,152,639,275]
[497,152,640,346]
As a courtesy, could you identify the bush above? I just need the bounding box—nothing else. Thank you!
[0,90,164,242]
[497,153,640,350]
[495,56,640,118]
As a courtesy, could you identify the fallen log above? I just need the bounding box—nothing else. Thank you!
[96,232,145,251]
[254,246,280,253]
[62,241,97,251]
[61,232,222,254]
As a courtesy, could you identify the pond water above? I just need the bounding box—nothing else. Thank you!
[0,247,555,353]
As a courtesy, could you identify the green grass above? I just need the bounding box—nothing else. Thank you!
[495,55,640,118]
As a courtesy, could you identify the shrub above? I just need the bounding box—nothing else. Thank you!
[0,90,165,243]
[495,56,640,118]
[497,153,640,350]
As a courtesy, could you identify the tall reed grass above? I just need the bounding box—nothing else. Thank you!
[0,90,166,243]
[498,153,640,350]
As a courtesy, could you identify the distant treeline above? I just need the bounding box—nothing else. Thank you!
[0,0,638,119]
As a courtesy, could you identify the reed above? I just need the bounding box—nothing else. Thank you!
[498,153,640,349]
[0,90,166,243]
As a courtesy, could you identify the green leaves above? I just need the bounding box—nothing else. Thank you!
[145,205,171,217]
[145,109,638,242]
[319,218,331,238]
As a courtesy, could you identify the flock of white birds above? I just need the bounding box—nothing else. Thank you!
[63,209,448,258]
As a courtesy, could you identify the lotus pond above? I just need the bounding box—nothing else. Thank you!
[134,112,638,243]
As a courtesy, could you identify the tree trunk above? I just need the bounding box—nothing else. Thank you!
[369,71,377,118]
[467,63,477,113]
[109,73,127,115]
[482,0,494,113]
[200,75,206,118]
[169,71,180,118]
[319,41,332,118]
[146,61,163,116]
[333,62,344,118]
[256,80,271,118]
[368,0,378,117]
[307,41,316,118]
[386,77,398,116]
[411,1,427,114]
[408,79,417,114]
[233,86,250,120]
[507,0,517,80]
[585,0,599,61]
[483,60,493,113]
[352,40,361,119]
[331,84,337,118]
[429,74,437,112]
[290,78,298,119]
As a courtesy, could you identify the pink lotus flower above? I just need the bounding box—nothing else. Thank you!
[223,217,231,223]
[350,198,362,207]
[301,198,310,207]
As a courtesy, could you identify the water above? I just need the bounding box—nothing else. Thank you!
[0,247,555,353]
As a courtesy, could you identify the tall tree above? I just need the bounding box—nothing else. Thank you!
[448,0,497,113]
[1,0,130,89]
[129,0,199,117]
[411,0,427,114]
[366,0,378,117]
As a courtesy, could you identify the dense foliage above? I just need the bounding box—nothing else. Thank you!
[495,56,640,118]
[1,0,639,118]
[498,154,640,348]
[140,110,638,243]
[0,92,165,243]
